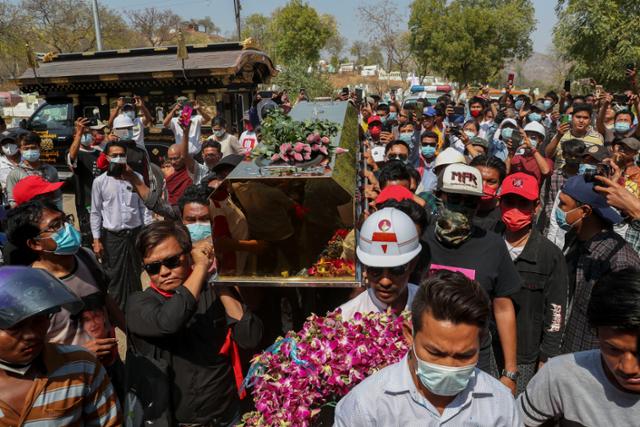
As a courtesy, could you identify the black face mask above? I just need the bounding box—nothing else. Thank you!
[107,161,125,177]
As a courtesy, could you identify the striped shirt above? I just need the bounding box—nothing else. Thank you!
[0,344,121,426]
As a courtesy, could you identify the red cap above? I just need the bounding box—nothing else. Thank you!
[96,152,109,171]
[500,172,538,201]
[13,176,64,206]
[368,115,382,125]
[375,185,415,205]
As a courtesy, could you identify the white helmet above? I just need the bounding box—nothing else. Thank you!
[434,147,466,169]
[357,207,422,267]
[113,114,134,129]
[524,121,546,139]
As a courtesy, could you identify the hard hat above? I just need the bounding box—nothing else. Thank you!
[357,207,422,267]
[113,114,135,129]
[0,266,83,329]
[434,147,466,169]
[524,121,546,139]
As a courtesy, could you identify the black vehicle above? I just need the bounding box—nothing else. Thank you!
[14,41,276,170]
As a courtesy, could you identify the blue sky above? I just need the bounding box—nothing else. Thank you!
[109,0,556,53]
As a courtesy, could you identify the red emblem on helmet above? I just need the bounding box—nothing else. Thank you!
[378,219,391,231]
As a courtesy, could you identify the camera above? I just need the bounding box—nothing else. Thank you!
[613,93,630,105]
[447,123,462,136]
[583,163,612,182]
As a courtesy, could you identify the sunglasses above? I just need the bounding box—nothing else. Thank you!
[387,154,408,162]
[367,263,410,279]
[143,252,185,275]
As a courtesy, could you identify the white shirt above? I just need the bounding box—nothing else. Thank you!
[238,130,258,152]
[170,115,204,155]
[338,283,419,321]
[209,132,244,157]
[131,117,146,149]
[90,172,153,238]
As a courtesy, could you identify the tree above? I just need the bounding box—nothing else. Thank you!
[350,41,368,65]
[273,59,333,99]
[553,0,640,89]
[409,0,535,86]
[366,45,385,67]
[322,14,346,62]
[128,7,182,47]
[268,0,331,65]
[241,13,272,53]
[0,3,29,81]
[357,0,407,73]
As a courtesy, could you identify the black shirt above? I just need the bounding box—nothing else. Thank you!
[423,225,522,372]
[473,207,506,234]
[508,230,569,364]
[69,148,101,209]
[127,285,263,424]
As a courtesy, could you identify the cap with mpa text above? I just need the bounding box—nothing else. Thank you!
[437,163,484,196]
[357,207,422,268]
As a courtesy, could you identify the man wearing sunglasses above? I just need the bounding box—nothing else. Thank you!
[126,220,262,426]
[423,163,522,395]
[384,139,411,165]
[338,207,422,321]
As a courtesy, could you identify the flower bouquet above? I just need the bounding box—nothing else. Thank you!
[252,109,340,166]
[308,229,354,277]
[239,310,410,426]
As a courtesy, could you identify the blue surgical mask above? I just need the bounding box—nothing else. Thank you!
[528,112,542,122]
[464,130,476,139]
[387,112,398,121]
[615,122,631,133]
[399,132,413,146]
[21,149,40,162]
[48,223,81,255]
[214,130,225,138]
[501,128,514,139]
[125,111,135,120]
[578,163,597,176]
[421,145,436,158]
[543,100,553,111]
[187,222,212,242]
[80,134,93,146]
[515,100,524,110]
[555,206,582,231]
[413,346,475,396]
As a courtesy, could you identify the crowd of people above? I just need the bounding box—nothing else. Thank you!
[0,75,639,426]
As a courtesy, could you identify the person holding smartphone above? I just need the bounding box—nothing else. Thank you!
[163,96,211,155]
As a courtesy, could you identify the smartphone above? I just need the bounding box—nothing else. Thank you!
[614,94,630,105]
[560,114,571,125]
[507,73,515,86]
[341,87,349,95]
[180,104,193,127]
[453,106,465,116]
[564,79,571,92]
[355,88,363,104]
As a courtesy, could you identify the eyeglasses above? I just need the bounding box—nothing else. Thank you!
[143,252,185,275]
[367,263,410,279]
[38,214,74,236]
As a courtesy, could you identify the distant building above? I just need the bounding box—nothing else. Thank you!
[361,65,381,77]
[339,63,355,73]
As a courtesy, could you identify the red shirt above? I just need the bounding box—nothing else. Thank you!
[510,153,553,186]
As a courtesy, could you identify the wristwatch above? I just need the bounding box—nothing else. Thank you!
[501,369,520,381]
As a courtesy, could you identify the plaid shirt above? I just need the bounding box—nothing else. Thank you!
[538,169,568,235]
[561,229,640,353]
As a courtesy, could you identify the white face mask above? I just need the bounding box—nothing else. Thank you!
[2,143,18,156]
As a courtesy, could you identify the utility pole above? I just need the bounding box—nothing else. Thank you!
[234,0,241,40]
[91,0,104,51]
